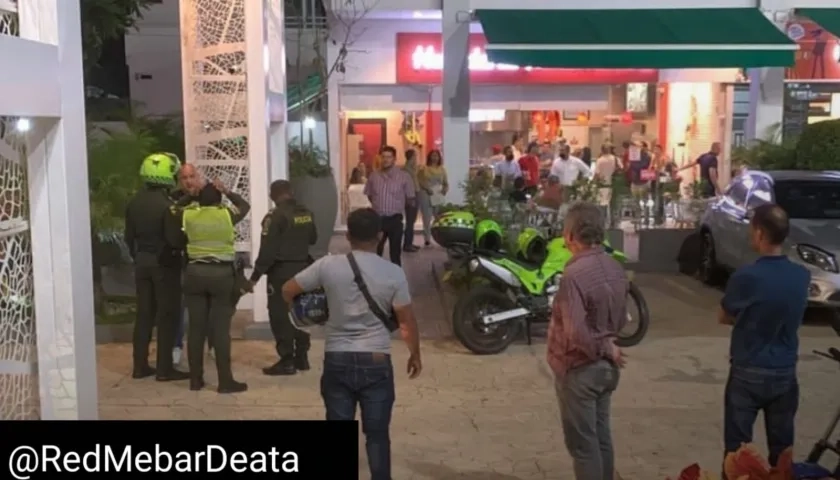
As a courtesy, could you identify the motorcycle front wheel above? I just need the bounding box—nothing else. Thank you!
[453,285,522,355]
[616,282,650,347]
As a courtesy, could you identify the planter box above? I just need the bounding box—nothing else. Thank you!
[634,228,697,273]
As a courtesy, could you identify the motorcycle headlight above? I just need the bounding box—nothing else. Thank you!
[796,244,839,273]
[468,259,480,272]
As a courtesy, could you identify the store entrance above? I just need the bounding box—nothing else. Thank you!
[347,118,387,170]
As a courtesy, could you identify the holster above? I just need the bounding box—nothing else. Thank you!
[231,259,249,305]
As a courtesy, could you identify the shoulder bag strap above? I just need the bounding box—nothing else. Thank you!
[346,253,392,325]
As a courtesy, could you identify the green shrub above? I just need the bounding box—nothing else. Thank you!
[795,119,840,170]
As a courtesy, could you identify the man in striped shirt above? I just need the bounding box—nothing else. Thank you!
[364,145,416,266]
[548,202,627,480]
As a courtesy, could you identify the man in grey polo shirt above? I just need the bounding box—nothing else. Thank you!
[281,208,422,480]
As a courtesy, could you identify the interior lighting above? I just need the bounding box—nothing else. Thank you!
[15,118,31,132]
[303,116,316,130]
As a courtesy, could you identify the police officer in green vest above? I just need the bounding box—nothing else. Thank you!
[245,180,317,376]
[124,153,190,382]
[165,179,251,393]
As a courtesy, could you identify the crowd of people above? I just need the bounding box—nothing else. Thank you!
[477,134,726,213]
[123,138,798,480]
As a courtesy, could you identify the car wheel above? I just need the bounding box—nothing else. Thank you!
[699,231,723,286]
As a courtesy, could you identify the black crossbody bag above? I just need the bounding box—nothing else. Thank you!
[346,253,399,332]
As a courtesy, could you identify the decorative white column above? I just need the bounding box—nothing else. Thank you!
[441,0,471,205]
[745,67,785,143]
[19,0,98,420]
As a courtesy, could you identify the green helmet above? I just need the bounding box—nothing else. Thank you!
[516,227,547,263]
[139,152,181,186]
[475,219,503,251]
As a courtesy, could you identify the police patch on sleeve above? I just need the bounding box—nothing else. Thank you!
[261,215,271,236]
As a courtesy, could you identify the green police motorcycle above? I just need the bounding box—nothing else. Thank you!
[432,211,650,355]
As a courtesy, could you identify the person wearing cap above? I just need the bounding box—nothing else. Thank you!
[485,144,505,166]
[124,153,190,382]
[244,180,317,376]
[165,179,251,393]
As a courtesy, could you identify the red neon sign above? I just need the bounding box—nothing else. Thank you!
[396,33,659,85]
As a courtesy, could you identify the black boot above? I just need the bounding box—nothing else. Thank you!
[262,359,296,376]
[156,369,190,382]
[132,365,156,379]
[294,352,310,371]
[189,377,205,391]
[218,380,248,394]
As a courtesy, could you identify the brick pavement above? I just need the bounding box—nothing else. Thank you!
[96,245,840,480]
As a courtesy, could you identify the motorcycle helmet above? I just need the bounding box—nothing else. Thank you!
[475,219,503,251]
[140,152,181,186]
[431,211,476,247]
[288,288,329,329]
[516,227,547,264]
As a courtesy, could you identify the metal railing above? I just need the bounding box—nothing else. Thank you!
[285,0,328,29]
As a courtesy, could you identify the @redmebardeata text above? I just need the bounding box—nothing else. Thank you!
[7,444,299,478]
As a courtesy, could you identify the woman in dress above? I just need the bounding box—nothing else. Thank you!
[417,150,449,247]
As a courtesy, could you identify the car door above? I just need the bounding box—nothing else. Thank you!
[714,177,750,265]
[739,176,774,264]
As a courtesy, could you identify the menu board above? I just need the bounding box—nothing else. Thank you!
[783,82,840,141]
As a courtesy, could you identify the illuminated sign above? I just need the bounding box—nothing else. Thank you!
[411,45,534,72]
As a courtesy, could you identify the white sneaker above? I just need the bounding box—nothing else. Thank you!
[172,347,183,365]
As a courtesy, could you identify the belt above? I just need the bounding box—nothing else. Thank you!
[189,259,233,265]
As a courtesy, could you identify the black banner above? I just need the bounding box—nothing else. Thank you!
[0,421,358,478]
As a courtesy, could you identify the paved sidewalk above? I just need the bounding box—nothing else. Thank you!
[98,268,840,479]
[96,240,840,479]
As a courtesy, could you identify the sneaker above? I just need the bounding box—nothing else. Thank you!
[172,347,183,365]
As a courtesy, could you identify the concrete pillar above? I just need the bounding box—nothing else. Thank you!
[745,68,785,143]
[441,0,471,206]
[19,0,98,419]
[266,0,289,182]
[244,0,272,323]
[745,8,788,144]
[745,67,785,143]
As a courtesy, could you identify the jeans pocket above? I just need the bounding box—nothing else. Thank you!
[361,365,394,400]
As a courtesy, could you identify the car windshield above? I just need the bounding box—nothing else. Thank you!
[773,180,840,220]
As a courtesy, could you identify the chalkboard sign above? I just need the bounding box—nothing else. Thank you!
[783,82,840,142]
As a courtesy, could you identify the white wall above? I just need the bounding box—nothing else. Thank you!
[334,19,484,85]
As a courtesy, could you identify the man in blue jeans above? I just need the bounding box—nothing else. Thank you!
[719,204,810,470]
[281,208,422,480]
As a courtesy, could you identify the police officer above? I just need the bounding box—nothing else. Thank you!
[165,179,251,393]
[246,180,316,376]
[124,153,189,381]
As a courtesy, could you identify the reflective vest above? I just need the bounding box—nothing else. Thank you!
[182,205,235,262]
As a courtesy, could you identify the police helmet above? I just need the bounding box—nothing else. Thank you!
[140,152,181,186]
[288,289,329,329]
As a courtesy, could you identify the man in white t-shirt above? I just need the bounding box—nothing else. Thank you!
[550,144,592,186]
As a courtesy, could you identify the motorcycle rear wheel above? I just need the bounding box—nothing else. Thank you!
[453,286,522,355]
[616,282,650,347]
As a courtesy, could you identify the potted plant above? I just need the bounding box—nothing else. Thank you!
[289,138,336,258]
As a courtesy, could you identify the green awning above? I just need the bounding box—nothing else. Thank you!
[287,74,323,112]
[476,8,798,69]
[796,8,840,38]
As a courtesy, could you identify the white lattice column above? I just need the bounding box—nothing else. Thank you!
[179,0,252,251]
[19,0,98,420]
